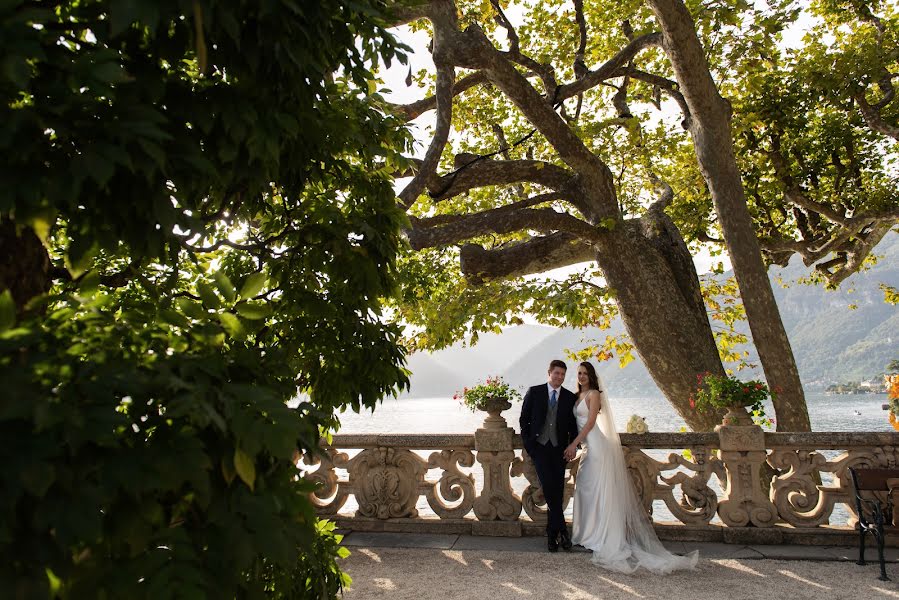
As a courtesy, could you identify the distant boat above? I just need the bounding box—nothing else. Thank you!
[853,410,862,416]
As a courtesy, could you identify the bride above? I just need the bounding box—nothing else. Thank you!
[564,361,699,574]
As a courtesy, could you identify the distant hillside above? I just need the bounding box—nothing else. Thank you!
[402,233,898,397]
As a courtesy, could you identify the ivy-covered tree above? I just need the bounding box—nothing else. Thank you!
[384,0,898,431]
[1,1,410,597]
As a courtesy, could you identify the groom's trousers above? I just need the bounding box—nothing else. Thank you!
[528,441,567,536]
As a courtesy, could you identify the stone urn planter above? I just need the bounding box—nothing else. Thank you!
[478,396,512,430]
[720,404,753,427]
[472,395,521,526]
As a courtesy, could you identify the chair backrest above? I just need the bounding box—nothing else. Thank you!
[850,467,899,492]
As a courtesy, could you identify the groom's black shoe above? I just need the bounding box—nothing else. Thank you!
[559,530,573,552]
[547,532,559,553]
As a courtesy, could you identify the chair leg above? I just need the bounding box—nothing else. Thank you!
[858,528,867,566]
[876,529,890,581]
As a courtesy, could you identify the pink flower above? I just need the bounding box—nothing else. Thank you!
[689,397,695,409]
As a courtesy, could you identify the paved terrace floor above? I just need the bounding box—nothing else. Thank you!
[337,531,899,600]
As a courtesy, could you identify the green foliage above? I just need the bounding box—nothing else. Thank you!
[454,375,521,411]
[1,0,411,597]
[690,372,773,425]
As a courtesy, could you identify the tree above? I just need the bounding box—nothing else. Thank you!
[385,0,898,431]
[1,1,409,597]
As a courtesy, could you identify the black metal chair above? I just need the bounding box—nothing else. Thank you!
[848,466,899,581]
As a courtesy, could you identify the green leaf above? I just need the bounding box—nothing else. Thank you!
[27,210,56,245]
[78,270,100,294]
[175,297,207,320]
[197,282,221,309]
[599,217,617,230]
[160,309,190,328]
[235,301,272,320]
[239,272,267,299]
[234,448,256,492]
[214,271,237,302]
[0,290,15,332]
[66,237,97,278]
[218,312,244,338]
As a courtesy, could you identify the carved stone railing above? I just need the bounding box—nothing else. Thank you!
[302,411,899,544]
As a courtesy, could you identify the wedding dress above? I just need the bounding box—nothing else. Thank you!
[571,384,699,574]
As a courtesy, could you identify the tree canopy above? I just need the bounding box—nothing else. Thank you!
[383,0,898,430]
[1,1,411,596]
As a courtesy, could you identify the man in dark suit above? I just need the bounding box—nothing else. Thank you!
[519,359,579,552]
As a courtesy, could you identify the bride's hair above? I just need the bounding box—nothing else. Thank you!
[577,361,600,393]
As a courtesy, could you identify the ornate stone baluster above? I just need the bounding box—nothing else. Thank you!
[472,398,523,532]
[511,451,546,523]
[661,447,725,525]
[717,425,778,527]
[350,447,428,519]
[303,446,350,515]
[425,448,476,519]
[624,446,724,525]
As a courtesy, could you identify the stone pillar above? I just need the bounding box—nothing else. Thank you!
[472,398,523,535]
[716,424,778,527]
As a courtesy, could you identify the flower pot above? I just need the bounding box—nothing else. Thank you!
[478,396,512,430]
[721,405,753,427]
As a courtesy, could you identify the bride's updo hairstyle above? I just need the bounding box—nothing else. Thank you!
[578,361,600,393]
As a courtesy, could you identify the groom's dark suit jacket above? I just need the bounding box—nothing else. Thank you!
[519,384,579,453]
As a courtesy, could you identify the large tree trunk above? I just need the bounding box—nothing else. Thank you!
[647,0,811,431]
[596,214,724,431]
[0,217,51,314]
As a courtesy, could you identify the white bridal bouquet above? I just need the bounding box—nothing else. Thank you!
[626,414,649,434]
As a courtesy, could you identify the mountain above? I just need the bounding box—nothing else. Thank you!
[401,233,898,397]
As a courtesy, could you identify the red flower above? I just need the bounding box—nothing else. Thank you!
[742,386,749,393]
[755,383,763,390]
[689,397,695,409]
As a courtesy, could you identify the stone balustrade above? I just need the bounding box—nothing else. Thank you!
[303,411,899,545]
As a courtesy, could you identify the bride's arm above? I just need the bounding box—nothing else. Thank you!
[564,390,601,458]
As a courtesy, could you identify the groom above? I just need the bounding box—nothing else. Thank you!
[519,359,579,552]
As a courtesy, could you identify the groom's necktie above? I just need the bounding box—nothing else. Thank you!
[549,389,557,409]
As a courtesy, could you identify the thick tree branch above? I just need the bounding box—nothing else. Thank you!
[393,72,488,122]
[427,158,574,200]
[460,232,596,282]
[617,67,690,123]
[398,15,456,209]
[573,0,588,79]
[766,138,851,226]
[408,206,601,250]
[556,33,664,101]
[855,91,899,141]
[386,0,433,27]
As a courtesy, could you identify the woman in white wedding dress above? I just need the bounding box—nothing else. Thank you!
[565,361,699,574]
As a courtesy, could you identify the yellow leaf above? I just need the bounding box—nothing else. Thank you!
[221,455,236,485]
[234,448,256,491]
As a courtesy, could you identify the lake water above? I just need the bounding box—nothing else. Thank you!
[332,393,892,526]
[336,392,891,434]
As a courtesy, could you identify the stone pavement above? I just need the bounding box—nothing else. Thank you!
[337,531,899,600]
[339,530,899,563]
